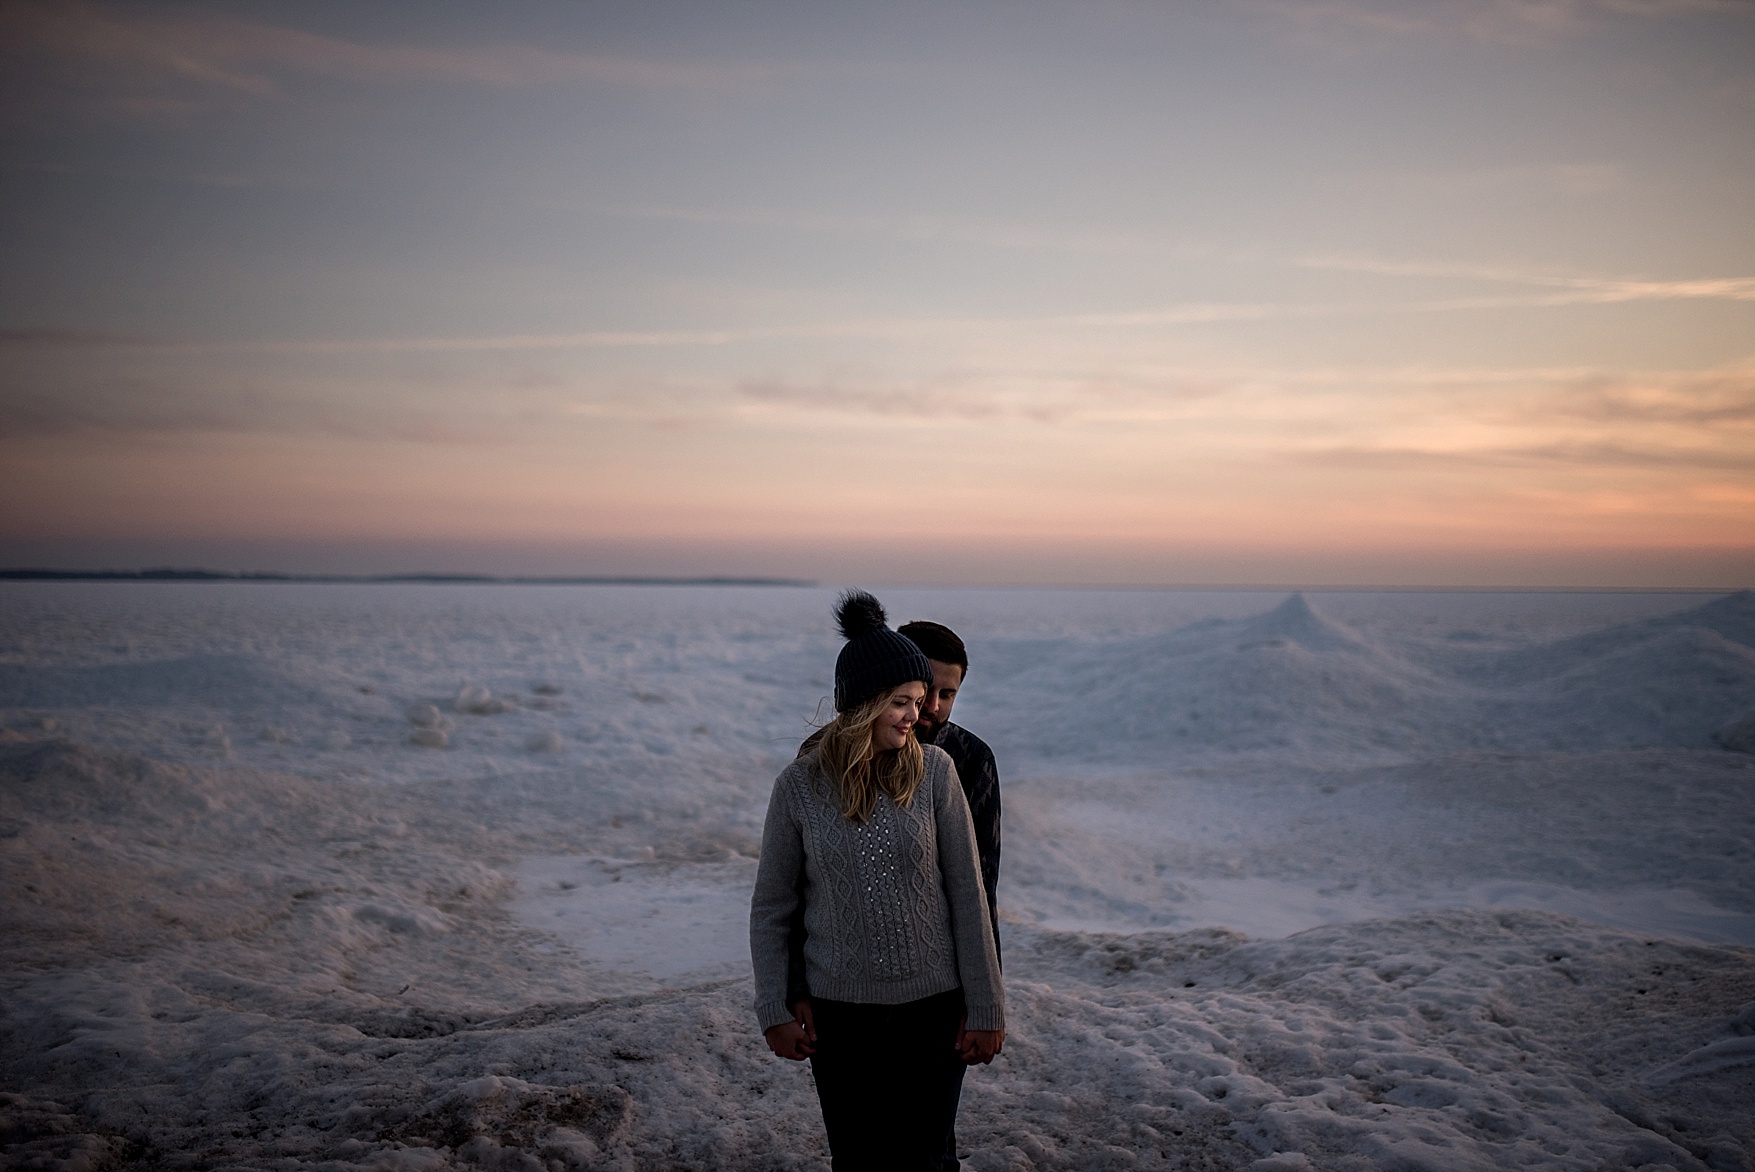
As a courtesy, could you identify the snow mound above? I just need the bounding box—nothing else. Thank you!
[0,1093,140,1170]
[390,1076,633,1162]
[0,741,487,966]
[1643,1035,1755,1087]
[982,591,1755,760]
[455,685,515,715]
[1234,592,1367,653]
[988,594,1448,759]
[525,730,564,753]
[353,901,454,936]
[1665,589,1755,649]
[1466,589,1755,681]
[1461,594,1755,751]
[1717,710,1755,753]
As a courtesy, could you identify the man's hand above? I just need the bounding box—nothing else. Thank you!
[764,998,817,1061]
[956,1019,1004,1065]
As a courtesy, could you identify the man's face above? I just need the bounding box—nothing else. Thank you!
[916,659,964,741]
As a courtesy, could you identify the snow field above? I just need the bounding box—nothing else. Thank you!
[998,750,1755,942]
[4,741,1752,1170]
[3,583,1755,1169]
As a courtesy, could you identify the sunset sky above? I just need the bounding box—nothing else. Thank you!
[2,0,1752,586]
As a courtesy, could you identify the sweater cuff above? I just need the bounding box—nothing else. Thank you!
[962,1002,1004,1032]
[756,999,797,1033]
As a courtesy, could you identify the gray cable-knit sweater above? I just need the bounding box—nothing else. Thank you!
[750,744,1004,1034]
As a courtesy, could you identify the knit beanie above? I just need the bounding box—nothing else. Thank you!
[832,590,935,712]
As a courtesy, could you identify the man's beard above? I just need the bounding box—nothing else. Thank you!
[915,717,943,743]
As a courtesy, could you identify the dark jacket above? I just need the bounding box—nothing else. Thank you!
[786,721,1002,1006]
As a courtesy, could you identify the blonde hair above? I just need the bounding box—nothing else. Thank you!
[814,685,925,824]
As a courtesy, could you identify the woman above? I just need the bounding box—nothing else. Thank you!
[750,590,1004,1171]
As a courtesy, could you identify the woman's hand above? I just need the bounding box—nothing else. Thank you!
[764,999,818,1060]
[956,1022,1004,1065]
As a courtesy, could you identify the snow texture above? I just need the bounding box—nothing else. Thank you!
[2,583,1754,1170]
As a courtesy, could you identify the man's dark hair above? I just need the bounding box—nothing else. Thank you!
[897,620,968,674]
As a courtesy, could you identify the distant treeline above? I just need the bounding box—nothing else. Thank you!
[0,568,815,587]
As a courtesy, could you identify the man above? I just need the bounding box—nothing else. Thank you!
[896,620,1002,954]
[786,617,1004,1002]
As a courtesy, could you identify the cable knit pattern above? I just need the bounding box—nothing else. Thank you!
[751,744,1004,1034]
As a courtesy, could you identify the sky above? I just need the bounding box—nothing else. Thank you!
[1,0,1752,587]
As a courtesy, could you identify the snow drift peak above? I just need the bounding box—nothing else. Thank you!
[1275,592,1316,622]
[1241,593,1364,652]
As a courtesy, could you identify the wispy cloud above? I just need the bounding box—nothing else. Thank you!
[7,347,1748,569]
[0,304,1482,356]
[1,158,321,190]
[595,203,1158,255]
[1270,364,1755,475]
[9,258,1749,358]
[0,361,582,447]
[1544,276,1755,303]
[0,328,155,349]
[0,0,782,117]
[739,378,1089,424]
[0,326,758,354]
[1380,163,1627,197]
[12,358,1747,455]
[1291,441,1755,472]
[0,377,449,446]
[1540,367,1755,424]
[717,362,1755,499]
[1245,0,1746,48]
[1298,254,1755,302]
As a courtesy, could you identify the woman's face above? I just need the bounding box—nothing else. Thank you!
[869,681,926,753]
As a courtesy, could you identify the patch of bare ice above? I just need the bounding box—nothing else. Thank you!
[512,854,756,986]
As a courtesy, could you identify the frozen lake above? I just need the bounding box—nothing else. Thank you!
[3,583,1753,1169]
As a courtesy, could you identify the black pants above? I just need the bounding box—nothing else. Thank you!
[809,988,968,1172]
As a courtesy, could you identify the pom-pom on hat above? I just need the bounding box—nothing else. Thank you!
[832,590,935,712]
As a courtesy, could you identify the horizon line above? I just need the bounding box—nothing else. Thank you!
[0,568,816,587]
[0,568,1746,594]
